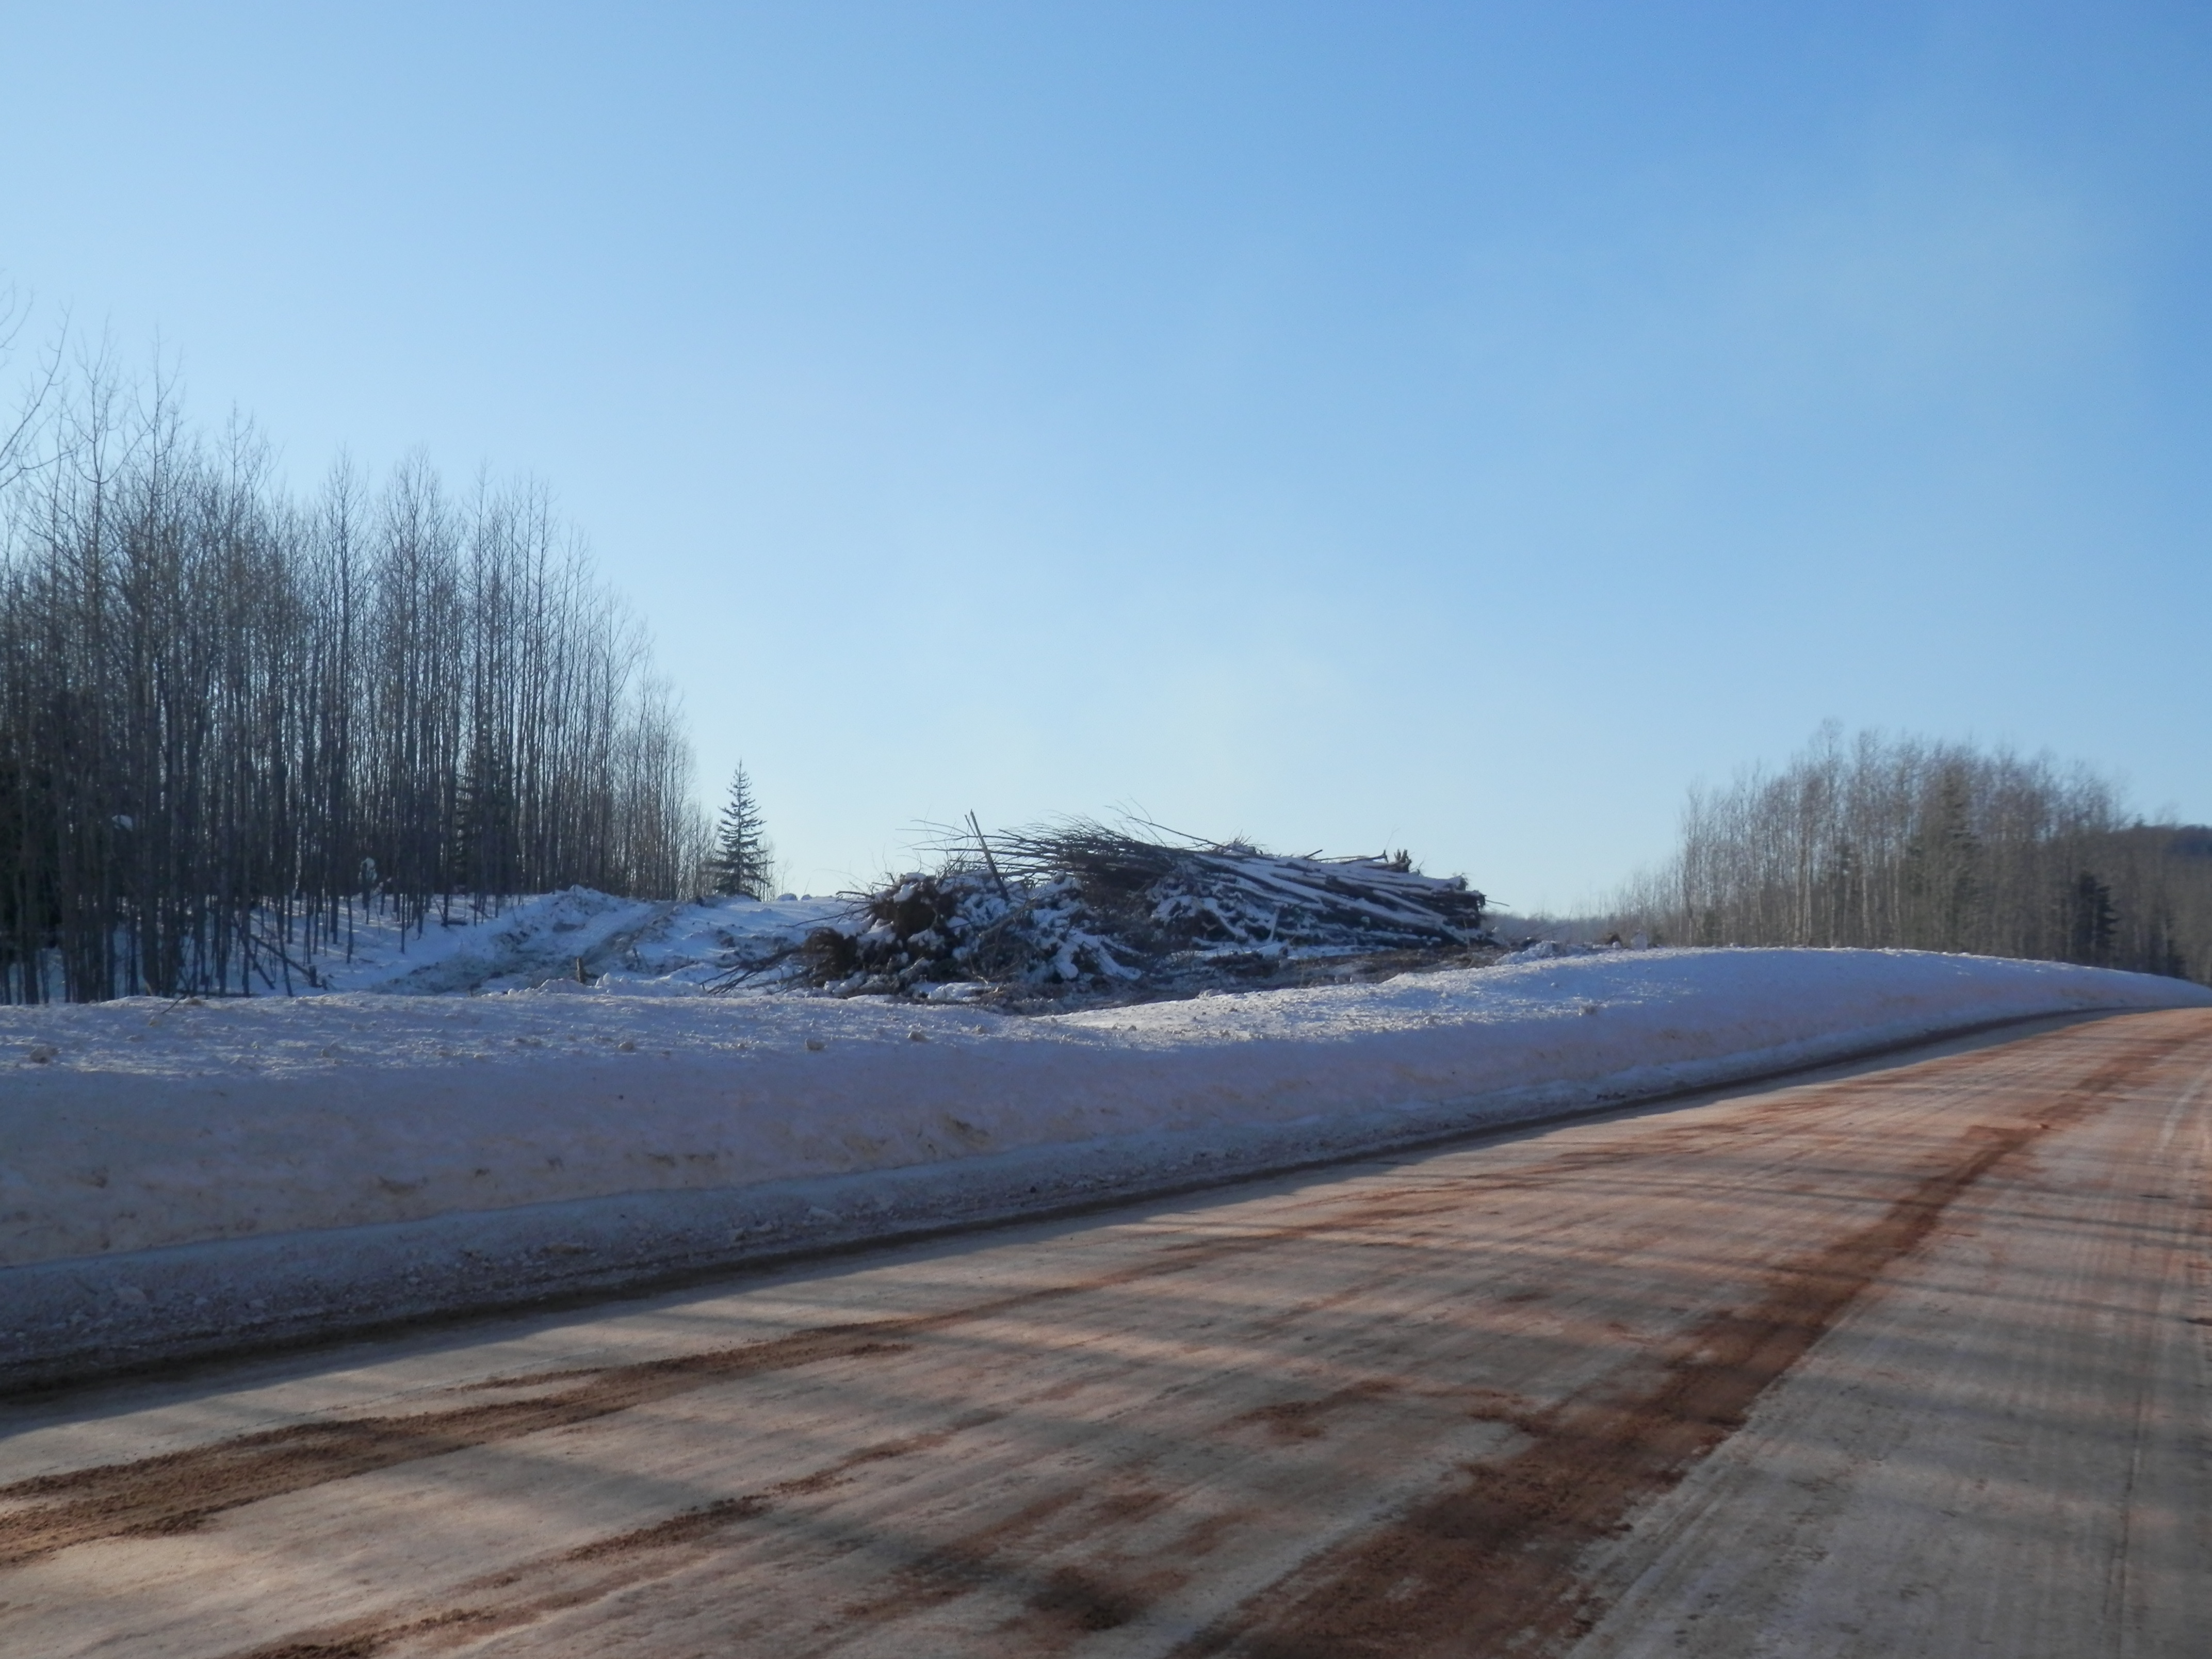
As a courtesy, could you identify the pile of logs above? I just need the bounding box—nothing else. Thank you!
[756,819,1492,1004]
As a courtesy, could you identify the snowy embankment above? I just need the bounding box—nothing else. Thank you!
[4,949,2206,1388]
[240,887,849,996]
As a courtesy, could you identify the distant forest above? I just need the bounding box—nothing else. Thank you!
[1612,727,2212,983]
[1,347,708,1002]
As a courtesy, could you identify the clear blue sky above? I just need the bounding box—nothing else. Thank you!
[5,2,2206,909]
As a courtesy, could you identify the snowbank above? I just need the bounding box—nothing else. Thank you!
[257,889,847,996]
[3,949,2204,1387]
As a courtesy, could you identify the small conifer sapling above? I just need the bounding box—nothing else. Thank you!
[710,766,771,898]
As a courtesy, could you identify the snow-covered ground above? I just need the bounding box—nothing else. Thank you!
[3,948,2206,1387]
[264,889,848,995]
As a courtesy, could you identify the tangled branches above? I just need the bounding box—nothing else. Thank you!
[780,819,1493,1004]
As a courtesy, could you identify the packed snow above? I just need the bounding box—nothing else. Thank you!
[3,945,2205,1386]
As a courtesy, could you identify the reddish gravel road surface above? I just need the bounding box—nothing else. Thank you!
[4,1007,2207,1658]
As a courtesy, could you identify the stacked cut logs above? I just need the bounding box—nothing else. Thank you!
[763,821,1492,1003]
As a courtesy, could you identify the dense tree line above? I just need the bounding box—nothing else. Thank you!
[0,356,709,1001]
[1611,726,2212,982]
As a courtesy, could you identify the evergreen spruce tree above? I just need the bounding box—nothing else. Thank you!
[709,766,769,898]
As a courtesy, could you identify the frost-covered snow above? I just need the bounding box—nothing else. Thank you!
[3,948,2205,1385]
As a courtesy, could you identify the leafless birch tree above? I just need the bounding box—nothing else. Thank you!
[0,356,710,1000]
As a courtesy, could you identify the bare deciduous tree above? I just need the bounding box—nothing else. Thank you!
[1609,724,2211,983]
[0,354,711,1001]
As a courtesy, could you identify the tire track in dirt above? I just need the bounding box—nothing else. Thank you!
[0,1134,1719,1570]
[1170,1026,2201,1659]
[0,1188,1474,1568]
[0,1324,916,1569]
[207,1422,1003,1659]
[812,1380,1548,1653]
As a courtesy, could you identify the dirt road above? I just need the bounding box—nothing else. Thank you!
[4,1008,2207,1657]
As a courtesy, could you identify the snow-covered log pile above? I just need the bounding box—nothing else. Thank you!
[777,822,1497,1003]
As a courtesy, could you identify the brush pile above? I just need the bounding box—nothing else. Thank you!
[763,820,1495,1004]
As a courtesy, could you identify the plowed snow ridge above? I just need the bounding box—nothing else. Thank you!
[2,948,2204,1386]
